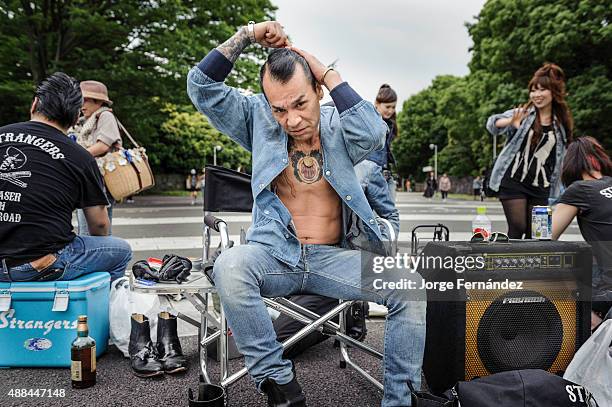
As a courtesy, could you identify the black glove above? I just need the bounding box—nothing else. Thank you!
[159,254,192,283]
[132,255,192,284]
[132,260,160,282]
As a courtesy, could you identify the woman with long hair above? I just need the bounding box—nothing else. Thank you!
[552,136,612,328]
[486,63,573,238]
[367,84,399,201]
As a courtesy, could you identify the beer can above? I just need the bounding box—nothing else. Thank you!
[532,206,552,240]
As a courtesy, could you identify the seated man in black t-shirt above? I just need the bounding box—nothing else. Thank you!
[0,72,131,283]
[552,136,612,328]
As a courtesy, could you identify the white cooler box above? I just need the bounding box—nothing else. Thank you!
[0,272,110,367]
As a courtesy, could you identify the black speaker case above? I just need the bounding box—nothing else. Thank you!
[420,240,592,394]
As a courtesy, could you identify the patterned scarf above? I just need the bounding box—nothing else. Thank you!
[73,106,112,148]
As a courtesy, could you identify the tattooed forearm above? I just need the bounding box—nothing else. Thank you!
[217,27,251,63]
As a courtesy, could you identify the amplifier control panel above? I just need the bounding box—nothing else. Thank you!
[482,252,576,270]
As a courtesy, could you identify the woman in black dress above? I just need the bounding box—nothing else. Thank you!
[423,171,437,199]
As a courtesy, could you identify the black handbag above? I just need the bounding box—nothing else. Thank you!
[411,370,599,407]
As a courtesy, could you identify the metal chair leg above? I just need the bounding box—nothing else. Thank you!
[198,291,211,384]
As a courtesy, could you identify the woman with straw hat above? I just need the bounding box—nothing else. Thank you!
[72,80,123,235]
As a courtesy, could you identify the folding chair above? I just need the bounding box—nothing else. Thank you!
[201,165,398,391]
[410,224,450,256]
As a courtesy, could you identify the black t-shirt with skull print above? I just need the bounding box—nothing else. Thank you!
[0,121,108,267]
[500,124,557,199]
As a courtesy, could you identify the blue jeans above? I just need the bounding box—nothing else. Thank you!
[212,243,426,407]
[0,235,132,283]
[386,175,396,202]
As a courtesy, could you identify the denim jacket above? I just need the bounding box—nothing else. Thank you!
[187,50,388,266]
[351,160,400,253]
[485,107,567,201]
[354,160,399,234]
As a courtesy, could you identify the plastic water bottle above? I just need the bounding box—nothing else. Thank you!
[472,206,491,239]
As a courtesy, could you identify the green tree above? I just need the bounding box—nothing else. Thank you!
[395,0,611,179]
[393,76,458,180]
[0,0,275,172]
[157,104,251,172]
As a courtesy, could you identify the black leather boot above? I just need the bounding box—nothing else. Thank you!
[156,312,188,374]
[129,314,164,377]
[261,369,307,407]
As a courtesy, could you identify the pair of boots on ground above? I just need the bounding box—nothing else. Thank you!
[129,312,188,377]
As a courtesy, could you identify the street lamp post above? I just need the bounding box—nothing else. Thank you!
[213,145,222,166]
[429,143,438,181]
[493,134,497,161]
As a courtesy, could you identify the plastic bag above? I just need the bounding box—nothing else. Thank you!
[109,277,160,357]
[564,319,612,407]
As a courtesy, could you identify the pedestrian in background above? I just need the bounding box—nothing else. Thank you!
[423,171,437,200]
[473,176,483,201]
[186,168,199,205]
[199,168,206,202]
[369,84,399,202]
[438,173,451,202]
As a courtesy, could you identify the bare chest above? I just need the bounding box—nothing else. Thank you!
[273,144,339,210]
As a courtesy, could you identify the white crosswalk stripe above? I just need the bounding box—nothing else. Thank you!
[111,213,510,226]
[125,232,584,252]
[111,194,583,253]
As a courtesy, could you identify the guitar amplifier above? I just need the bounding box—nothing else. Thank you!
[419,240,592,394]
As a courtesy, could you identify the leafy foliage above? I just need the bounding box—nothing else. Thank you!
[0,0,274,173]
[156,104,251,172]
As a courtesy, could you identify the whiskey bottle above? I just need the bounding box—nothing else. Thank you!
[71,315,96,389]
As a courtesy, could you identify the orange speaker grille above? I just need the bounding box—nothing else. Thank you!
[465,280,578,380]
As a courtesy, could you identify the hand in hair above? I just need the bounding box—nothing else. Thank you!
[288,46,341,90]
[254,21,291,48]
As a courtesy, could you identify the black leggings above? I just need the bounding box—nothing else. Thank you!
[500,197,548,239]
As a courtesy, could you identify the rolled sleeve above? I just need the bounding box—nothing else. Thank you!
[330,82,362,114]
[197,49,233,82]
[486,109,516,138]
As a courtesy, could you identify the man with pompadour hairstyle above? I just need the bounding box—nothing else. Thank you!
[188,21,425,407]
